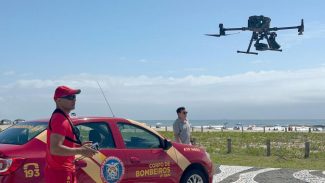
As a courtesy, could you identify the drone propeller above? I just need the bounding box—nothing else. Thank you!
[205,33,221,37]
[205,32,240,37]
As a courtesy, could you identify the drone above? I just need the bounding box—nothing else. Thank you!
[206,15,304,55]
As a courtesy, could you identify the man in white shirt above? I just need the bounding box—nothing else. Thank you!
[173,107,191,145]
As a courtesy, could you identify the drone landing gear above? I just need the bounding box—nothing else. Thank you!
[237,48,282,55]
[237,31,283,55]
[237,32,258,55]
[237,50,258,55]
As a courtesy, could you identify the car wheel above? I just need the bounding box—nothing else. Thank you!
[181,169,207,183]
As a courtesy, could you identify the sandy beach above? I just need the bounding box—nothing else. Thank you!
[151,125,325,133]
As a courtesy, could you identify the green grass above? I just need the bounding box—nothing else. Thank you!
[159,131,325,170]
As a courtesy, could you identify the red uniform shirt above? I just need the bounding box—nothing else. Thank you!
[45,112,76,172]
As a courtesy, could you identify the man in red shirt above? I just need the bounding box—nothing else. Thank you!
[45,86,98,183]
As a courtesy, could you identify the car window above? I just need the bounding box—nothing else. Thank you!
[0,122,47,145]
[117,123,161,149]
[76,122,115,149]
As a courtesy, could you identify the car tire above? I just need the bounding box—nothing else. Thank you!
[181,169,207,183]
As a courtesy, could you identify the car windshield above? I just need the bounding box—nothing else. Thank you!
[0,122,47,145]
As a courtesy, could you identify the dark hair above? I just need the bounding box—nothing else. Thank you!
[176,107,186,113]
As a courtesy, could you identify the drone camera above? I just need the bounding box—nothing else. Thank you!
[269,40,280,50]
[268,32,281,50]
[254,43,268,51]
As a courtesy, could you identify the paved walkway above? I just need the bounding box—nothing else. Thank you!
[213,165,325,183]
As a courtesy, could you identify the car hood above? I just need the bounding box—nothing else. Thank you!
[170,141,213,175]
[171,141,206,155]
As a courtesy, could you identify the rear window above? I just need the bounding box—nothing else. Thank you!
[0,122,47,145]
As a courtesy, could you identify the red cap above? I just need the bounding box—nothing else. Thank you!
[54,85,81,100]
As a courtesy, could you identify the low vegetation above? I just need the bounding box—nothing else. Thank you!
[159,131,325,170]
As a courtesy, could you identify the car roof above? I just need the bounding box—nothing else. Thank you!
[21,116,163,138]
[26,116,125,123]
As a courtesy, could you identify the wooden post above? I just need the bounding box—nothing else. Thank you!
[192,126,194,132]
[305,141,310,158]
[165,126,167,132]
[309,128,311,133]
[227,138,232,154]
[201,126,203,132]
[241,126,244,133]
[263,126,265,133]
[266,139,271,156]
[285,127,287,132]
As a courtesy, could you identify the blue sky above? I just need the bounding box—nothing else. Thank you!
[1,0,325,121]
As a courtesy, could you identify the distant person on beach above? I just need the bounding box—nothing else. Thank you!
[173,106,191,145]
[45,85,97,183]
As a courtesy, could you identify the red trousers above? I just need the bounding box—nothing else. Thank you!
[45,167,76,183]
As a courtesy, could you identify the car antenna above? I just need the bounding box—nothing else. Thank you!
[96,81,115,117]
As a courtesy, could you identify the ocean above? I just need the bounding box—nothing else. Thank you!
[139,119,325,128]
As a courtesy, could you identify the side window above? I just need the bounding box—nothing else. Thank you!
[0,122,47,145]
[76,122,115,149]
[117,123,161,149]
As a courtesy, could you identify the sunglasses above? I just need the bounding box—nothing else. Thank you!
[60,95,76,100]
[182,111,188,114]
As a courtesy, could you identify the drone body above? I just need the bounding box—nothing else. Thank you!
[206,15,304,55]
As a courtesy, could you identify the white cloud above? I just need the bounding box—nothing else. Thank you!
[1,67,325,120]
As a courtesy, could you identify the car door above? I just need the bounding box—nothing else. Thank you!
[117,122,179,183]
[75,122,128,183]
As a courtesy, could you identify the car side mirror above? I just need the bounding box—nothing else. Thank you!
[163,139,172,150]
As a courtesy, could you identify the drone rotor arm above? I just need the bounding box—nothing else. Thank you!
[269,19,304,35]
[223,27,249,31]
[269,26,300,31]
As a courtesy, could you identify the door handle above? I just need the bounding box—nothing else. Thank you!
[130,156,140,164]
